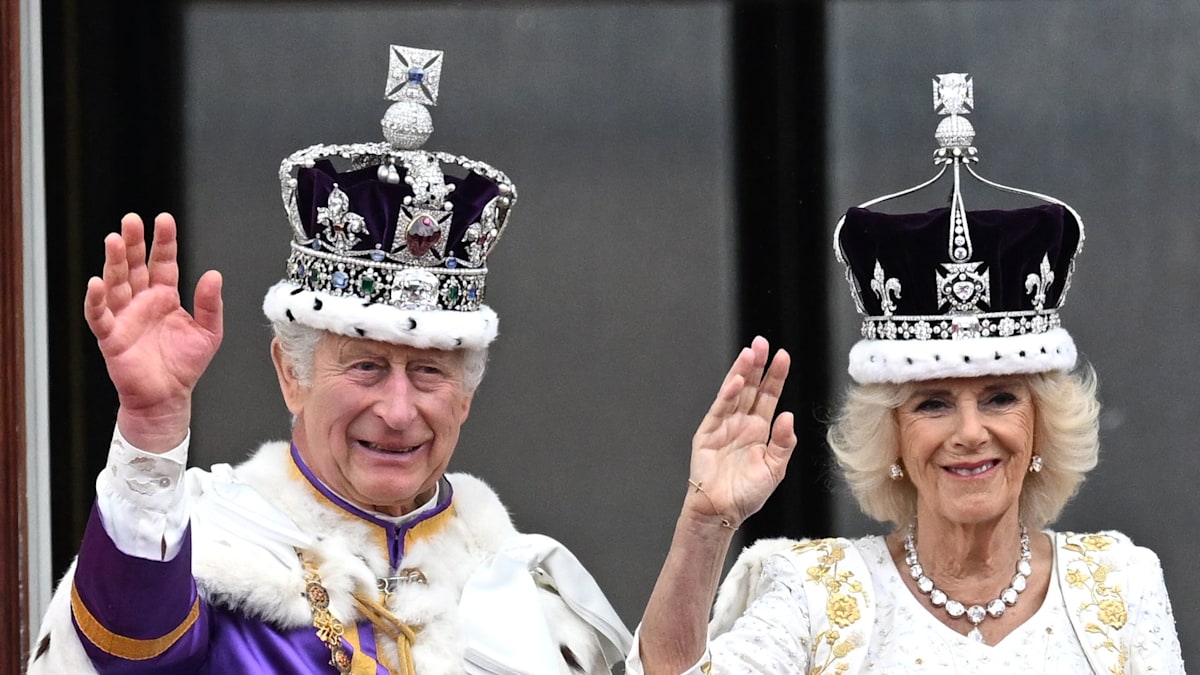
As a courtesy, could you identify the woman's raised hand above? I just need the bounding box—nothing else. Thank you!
[687,336,796,529]
[83,213,224,452]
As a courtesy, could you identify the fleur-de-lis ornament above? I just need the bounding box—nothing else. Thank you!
[316,185,367,253]
[870,261,902,316]
[1024,254,1055,312]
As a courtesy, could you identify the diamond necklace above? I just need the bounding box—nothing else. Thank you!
[903,521,1032,643]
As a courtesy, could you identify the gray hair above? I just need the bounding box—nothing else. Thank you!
[271,321,488,393]
[826,367,1100,530]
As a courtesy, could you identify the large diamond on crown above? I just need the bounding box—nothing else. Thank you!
[937,261,991,313]
[391,269,439,311]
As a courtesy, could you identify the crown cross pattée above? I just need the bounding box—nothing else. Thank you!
[317,185,367,253]
[937,261,991,314]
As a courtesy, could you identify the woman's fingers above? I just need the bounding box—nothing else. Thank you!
[766,411,797,463]
[695,371,745,437]
[751,347,790,421]
[734,337,769,413]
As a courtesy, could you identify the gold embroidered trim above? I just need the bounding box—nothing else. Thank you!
[70,582,201,661]
[792,539,870,675]
[299,552,353,674]
[1061,533,1130,675]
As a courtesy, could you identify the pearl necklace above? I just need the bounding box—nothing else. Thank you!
[903,522,1032,643]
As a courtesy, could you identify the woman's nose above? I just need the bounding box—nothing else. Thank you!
[952,405,988,450]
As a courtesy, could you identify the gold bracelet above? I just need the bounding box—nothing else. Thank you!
[687,479,738,531]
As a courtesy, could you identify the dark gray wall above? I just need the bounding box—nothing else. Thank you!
[826,0,1200,662]
[174,0,1196,657]
[178,2,734,628]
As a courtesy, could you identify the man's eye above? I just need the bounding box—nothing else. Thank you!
[353,361,382,372]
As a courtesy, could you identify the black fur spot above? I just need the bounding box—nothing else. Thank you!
[290,287,303,296]
[963,356,971,363]
[995,352,1002,360]
[906,357,913,365]
[560,645,582,672]
[934,354,941,361]
[33,635,50,661]
[1040,346,1047,354]
[1019,350,1026,357]
[285,309,295,322]
[404,318,417,330]
[355,327,365,337]
[455,337,463,347]
[313,298,323,311]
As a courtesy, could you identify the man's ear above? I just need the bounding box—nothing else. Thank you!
[271,338,305,416]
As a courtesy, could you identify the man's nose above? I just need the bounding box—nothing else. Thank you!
[375,372,418,428]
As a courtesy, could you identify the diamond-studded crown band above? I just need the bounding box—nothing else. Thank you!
[862,309,1061,341]
[287,244,487,313]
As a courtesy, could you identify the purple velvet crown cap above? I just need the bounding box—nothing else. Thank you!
[262,149,514,351]
[840,204,1081,318]
[296,160,501,259]
[837,204,1083,384]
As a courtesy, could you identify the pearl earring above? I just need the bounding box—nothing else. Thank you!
[889,463,904,480]
[1029,455,1044,473]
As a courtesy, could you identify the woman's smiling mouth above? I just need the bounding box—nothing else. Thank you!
[944,460,998,477]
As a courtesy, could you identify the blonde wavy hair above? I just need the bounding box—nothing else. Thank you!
[826,367,1100,529]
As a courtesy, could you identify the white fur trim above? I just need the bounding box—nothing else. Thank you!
[29,442,616,673]
[709,537,800,638]
[263,281,498,349]
[847,327,1077,383]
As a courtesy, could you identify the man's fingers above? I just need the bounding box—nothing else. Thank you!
[148,213,180,288]
[101,232,132,312]
[121,214,150,294]
[193,270,224,341]
[83,276,115,340]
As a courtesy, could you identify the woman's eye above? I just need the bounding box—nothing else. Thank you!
[987,392,1018,406]
[915,398,947,412]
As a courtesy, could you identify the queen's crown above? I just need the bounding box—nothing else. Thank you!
[834,73,1084,344]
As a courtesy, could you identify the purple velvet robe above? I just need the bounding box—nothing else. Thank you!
[68,447,452,674]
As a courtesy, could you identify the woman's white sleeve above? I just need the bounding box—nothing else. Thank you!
[1128,546,1186,674]
[625,554,811,675]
